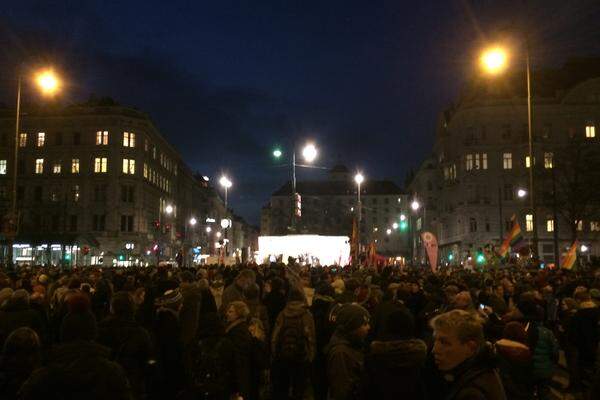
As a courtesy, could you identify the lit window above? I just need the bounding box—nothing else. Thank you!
[591,221,600,232]
[73,185,80,202]
[19,133,27,147]
[53,162,61,174]
[71,159,80,174]
[482,153,488,170]
[143,163,148,179]
[586,125,596,138]
[546,219,554,232]
[122,158,135,174]
[576,220,583,231]
[466,154,473,171]
[503,153,512,169]
[0,160,6,175]
[123,132,136,148]
[152,147,156,159]
[96,131,109,145]
[525,156,535,168]
[35,158,44,174]
[525,214,534,232]
[94,157,108,173]
[144,139,149,152]
[544,152,553,169]
[37,132,45,147]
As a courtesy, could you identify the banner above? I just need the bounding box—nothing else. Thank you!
[498,214,524,258]
[421,231,438,272]
[561,241,578,270]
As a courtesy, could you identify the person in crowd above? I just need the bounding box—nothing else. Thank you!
[244,283,270,339]
[263,276,287,328]
[325,303,370,400]
[97,291,154,400]
[19,293,132,400]
[0,289,44,348]
[494,321,534,400]
[311,281,337,400]
[0,327,42,400]
[271,288,316,400]
[221,269,256,312]
[222,300,267,400]
[178,271,203,347]
[362,308,427,400]
[429,309,506,400]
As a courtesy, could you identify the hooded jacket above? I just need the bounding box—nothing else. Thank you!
[271,300,315,362]
[361,338,427,400]
[325,332,365,400]
[442,343,507,400]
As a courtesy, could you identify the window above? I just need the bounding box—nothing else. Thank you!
[122,158,135,174]
[53,162,61,174]
[96,131,109,145]
[503,153,512,169]
[94,157,108,173]
[35,159,44,174]
[50,189,59,202]
[503,184,514,201]
[19,133,27,147]
[544,152,553,169]
[121,215,134,232]
[591,221,600,231]
[547,219,554,232]
[525,156,535,168]
[144,139,149,152]
[37,132,45,147]
[0,160,6,175]
[152,146,156,159]
[123,132,135,148]
[576,220,583,231]
[501,125,511,140]
[586,125,596,138]
[71,159,80,173]
[469,218,477,232]
[69,215,78,232]
[94,185,107,202]
[72,185,80,202]
[143,163,148,179]
[92,215,106,231]
[482,153,488,170]
[525,214,534,232]
[121,185,135,203]
[466,154,473,171]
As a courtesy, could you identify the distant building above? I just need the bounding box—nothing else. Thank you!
[262,165,410,256]
[0,100,255,266]
[410,59,600,264]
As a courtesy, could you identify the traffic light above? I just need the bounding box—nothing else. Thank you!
[153,220,161,230]
[448,254,454,261]
[476,250,486,264]
[118,254,125,261]
[399,220,408,231]
[273,148,282,158]
[64,253,71,261]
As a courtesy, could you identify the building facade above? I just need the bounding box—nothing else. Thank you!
[262,165,410,256]
[410,59,600,264]
[0,100,254,266]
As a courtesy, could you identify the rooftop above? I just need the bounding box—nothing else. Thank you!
[272,179,404,197]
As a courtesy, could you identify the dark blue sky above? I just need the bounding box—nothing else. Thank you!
[1,1,600,224]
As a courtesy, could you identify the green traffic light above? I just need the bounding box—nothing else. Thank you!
[399,221,408,231]
[64,254,71,261]
[273,149,282,158]
[118,254,125,261]
[476,253,485,264]
[448,254,454,261]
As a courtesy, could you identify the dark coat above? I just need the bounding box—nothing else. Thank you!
[443,344,507,400]
[325,332,365,400]
[19,340,131,400]
[221,319,267,400]
[567,304,600,368]
[361,338,427,400]
[179,282,203,346]
[494,339,534,400]
[370,299,409,340]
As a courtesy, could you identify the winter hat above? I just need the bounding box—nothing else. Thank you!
[155,288,183,308]
[335,304,370,334]
[38,274,49,285]
[382,309,415,340]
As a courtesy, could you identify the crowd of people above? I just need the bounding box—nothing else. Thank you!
[0,260,598,400]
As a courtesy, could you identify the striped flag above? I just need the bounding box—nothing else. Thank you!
[561,241,578,270]
[498,215,524,257]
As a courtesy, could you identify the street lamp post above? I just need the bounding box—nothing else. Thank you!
[8,68,61,267]
[219,176,232,258]
[481,44,537,258]
[410,199,421,264]
[354,173,364,264]
[184,217,197,267]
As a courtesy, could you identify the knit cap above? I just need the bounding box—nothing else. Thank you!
[335,304,370,334]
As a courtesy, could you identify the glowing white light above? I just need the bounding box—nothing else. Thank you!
[165,205,174,214]
[392,222,399,229]
[400,214,407,221]
[354,173,364,185]
[302,143,317,162]
[206,226,212,233]
[411,200,420,211]
[517,189,527,198]
[258,235,350,266]
[189,217,197,226]
[581,244,589,253]
[219,176,232,188]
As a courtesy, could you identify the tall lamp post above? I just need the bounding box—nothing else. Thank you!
[354,172,364,264]
[410,199,421,264]
[184,217,197,267]
[219,176,232,257]
[480,45,537,258]
[8,68,61,266]
[273,142,318,231]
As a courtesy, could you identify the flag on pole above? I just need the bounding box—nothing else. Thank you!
[420,231,438,272]
[498,215,524,257]
[350,217,358,264]
[561,241,578,270]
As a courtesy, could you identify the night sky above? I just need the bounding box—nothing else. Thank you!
[2,1,600,225]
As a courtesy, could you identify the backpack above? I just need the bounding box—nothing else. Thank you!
[276,313,308,362]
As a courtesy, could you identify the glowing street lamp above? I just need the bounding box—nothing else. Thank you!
[400,214,407,221]
[392,222,399,230]
[273,148,282,158]
[411,200,421,211]
[517,188,528,198]
[302,143,318,162]
[480,47,508,75]
[35,69,61,95]
[205,226,212,233]
[386,228,392,235]
[581,244,589,253]
[165,204,174,214]
[189,217,197,226]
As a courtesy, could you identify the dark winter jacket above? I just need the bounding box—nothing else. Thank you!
[325,332,365,400]
[530,324,559,380]
[494,339,534,400]
[442,343,507,400]
[361,338,427,400]
[271,300,315,362]
[0,302,44,347]
[19,340,132,400]
[179,282,203,346]
[567,303,600,368]
[221,319,267,400]
[371,299,409,340]
[311,294,336,357]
